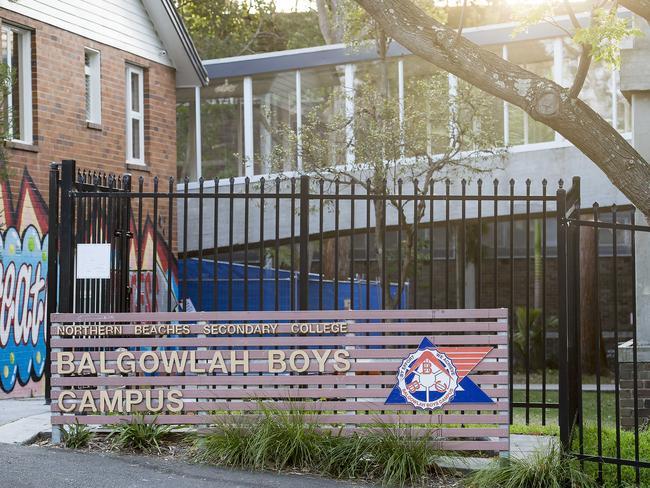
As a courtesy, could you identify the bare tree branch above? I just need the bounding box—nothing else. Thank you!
[564,0,582,29]
[569,44,592,98]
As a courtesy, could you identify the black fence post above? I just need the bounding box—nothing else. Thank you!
[558,176,582,449]
[557,183,570,447]
[299,175,310,310]
[45,162,60,405]
[58,160,76,314]
[120,174,132,312]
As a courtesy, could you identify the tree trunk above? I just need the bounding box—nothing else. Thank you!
[579,225,608,374]
[322,236,350,280]
[354,0,650,219]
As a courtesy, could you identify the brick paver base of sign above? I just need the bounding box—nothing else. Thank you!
[50,309,509,455]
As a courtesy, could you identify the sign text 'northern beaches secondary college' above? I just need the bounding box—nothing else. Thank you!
[54,322,351,414]
[54,321,349,337]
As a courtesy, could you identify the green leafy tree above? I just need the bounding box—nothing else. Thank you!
[176,0,324,59]
[266,70,504,307]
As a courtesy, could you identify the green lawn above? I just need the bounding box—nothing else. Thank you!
[513,369,614,386]
[512,389,617,428]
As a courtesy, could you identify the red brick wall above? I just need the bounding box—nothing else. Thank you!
[0,8,178,199]
[0,9,179,399]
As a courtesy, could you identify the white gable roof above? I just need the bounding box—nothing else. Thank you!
[1,0,207,87]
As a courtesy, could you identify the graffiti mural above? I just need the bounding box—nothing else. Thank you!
[0,169,48,398]
[0,169,179,398]
[128,216,179,313]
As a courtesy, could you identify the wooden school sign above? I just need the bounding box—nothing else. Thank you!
[50,309,509,454]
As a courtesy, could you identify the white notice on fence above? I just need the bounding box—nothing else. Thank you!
[76,243,111,279]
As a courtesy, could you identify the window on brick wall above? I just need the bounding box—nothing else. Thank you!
[1,23,32,144]
[85,48,101,124]
[126,64,145,165]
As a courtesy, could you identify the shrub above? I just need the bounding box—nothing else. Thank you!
[108,415,175,453]
[248,406,323,471]
[193,419,253,467]
[466,443,598,488]
[196,407,323,471]
[195,408,443,486]
[61,422,94,449]
[321,423,444,485]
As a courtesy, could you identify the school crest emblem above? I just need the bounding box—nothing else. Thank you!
[385,337,495,410]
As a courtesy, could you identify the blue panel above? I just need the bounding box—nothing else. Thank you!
[178,258,408,311]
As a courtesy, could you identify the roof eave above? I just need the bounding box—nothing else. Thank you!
[143,0,208,87]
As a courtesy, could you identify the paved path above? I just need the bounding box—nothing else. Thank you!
[0,444,367,488]
[0,399,50,445]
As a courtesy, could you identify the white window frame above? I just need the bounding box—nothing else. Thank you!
[2,24,32,144]
[84,48,101,124]
[126,64,145,165]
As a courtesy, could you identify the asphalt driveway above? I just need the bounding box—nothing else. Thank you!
[0,443,366,488]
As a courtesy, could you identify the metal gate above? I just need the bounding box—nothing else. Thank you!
[559,199,650,485]
[47,160,133,316]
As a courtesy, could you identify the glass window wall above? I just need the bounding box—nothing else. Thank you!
[614,71,631,133]
[200,78,245,180]
[300,65,347,169]
[352,60,400,163]
[506,39,556,145]
[354,59,398,96]
[176,88,197,180]
[402,56,449,157]
[253,71,297,174]
[184,34,631,180]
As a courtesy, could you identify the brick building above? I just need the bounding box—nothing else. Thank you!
[0,0,206,399]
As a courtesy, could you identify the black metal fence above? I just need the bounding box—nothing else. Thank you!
[48,159,648,482]
[561,205,650,486]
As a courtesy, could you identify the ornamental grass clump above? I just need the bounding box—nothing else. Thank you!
[320,431,377,480]
[369,425,442,487]
[197,407,323,471]
[247,406,323,471]
[193,419,254,468]
[195,409,443,487]
[61,422,94,449]
[322,425,440,486]
[466,443,598,488]
[108,415,175,453]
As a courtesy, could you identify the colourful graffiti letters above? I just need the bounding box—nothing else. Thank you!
[0,226,48,393]
[0,169,49,396]
[128,217,179,313]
